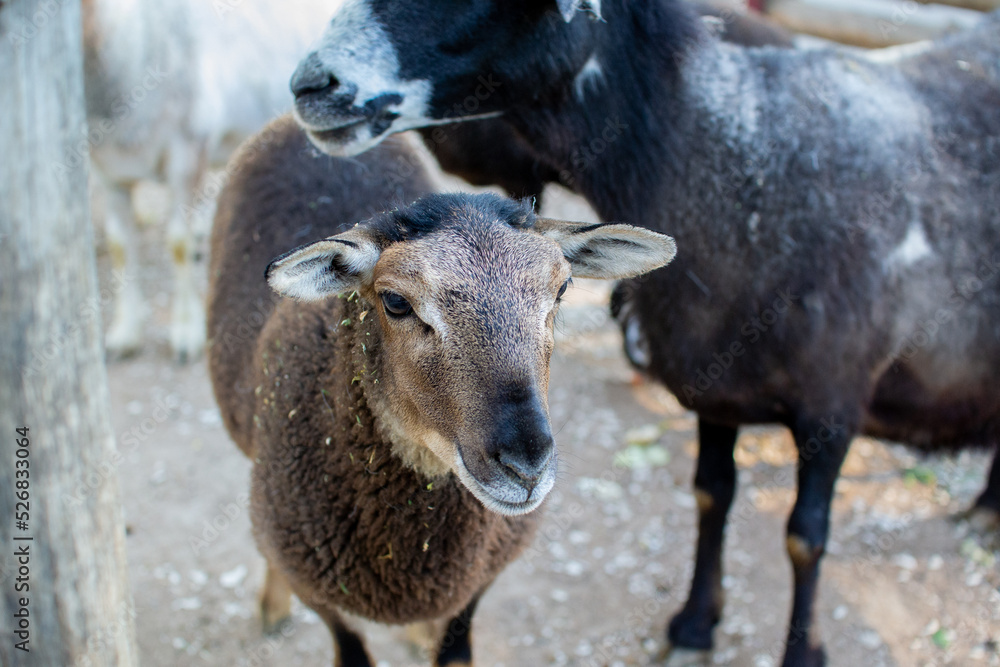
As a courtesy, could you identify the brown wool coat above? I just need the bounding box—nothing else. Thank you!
[208,115,539,625]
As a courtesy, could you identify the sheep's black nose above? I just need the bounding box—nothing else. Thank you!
[490,388,555,491]
[499,444,553,490]
[290,52,338,98]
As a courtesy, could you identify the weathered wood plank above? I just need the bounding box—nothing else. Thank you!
[0,1,138,665]
[768,0,984,47]
[916,0,1000,12]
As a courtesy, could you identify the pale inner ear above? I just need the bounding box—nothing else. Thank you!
[266,231,381,301]
[535,218,676,280]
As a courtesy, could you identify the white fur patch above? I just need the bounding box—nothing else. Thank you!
[573,54,605,102]
[685,45,762,146]
[298,0,432,151]
[454,450,555,517]
[268,238,380,301]
[886,221,933,269]
[417,302,450,340]
[560,0,602,22]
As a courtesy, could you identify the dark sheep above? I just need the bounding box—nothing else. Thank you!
[286,2,1000,665]
[415,0,793,205]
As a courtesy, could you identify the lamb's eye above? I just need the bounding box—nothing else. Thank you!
[381,292,413,318]
[556,279,571,301]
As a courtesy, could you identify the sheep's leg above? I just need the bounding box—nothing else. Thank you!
[781,416,853,667]
[966,448,1000,537]
[101,180,147,358]
[316,607,372,667]
[259,561,293,634]
[435,594,481,667]
[164,138,208,363]
[667,419,737,653]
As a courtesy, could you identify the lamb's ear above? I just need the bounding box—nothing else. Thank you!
[266,227,381,301]
[534,218,676,279]
[555,0,601,22]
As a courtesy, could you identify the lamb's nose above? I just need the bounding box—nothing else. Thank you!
[498,445,553,491]
[290,52,338,98]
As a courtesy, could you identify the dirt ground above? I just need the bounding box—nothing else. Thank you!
[101,154,1000,667]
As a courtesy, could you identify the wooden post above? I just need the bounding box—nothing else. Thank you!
[767,0,984,47]
[917,0,1000,12]
[0,1,138,665]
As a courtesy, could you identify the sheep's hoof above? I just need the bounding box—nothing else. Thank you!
[667,608,717,652]
[260,578,292,635]
[259,587,293,635]
[655,642,711,666]
[259,562,294,635]
[261,605,292,636]
[781,643,826,667]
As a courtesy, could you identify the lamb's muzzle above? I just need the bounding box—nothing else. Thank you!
[456,389,557,515]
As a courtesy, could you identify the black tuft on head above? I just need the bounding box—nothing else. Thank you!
[365,193,536,246]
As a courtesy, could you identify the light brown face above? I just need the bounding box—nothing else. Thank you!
[371,218,571,514]
[266,193,677,515]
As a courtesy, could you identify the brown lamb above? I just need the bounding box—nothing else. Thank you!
[207,114,676,665]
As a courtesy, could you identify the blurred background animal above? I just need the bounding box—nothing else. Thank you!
[82,0,336,361]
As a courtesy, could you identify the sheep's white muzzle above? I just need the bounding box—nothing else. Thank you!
[455,450,556,517]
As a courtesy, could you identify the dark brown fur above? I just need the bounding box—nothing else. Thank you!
[207,116,538,658]
[248,296,536,623]
[208,115,430,455]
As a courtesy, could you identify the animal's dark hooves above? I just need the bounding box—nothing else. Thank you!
[781,644,826,667]
[667,609,717,651]
[435,646,473,667]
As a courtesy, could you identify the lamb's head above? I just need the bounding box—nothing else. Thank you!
[290,0,606,156]
[266,193,675,515]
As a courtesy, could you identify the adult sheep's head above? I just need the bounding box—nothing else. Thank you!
[266,194,675,515]
[289,0,607,157]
